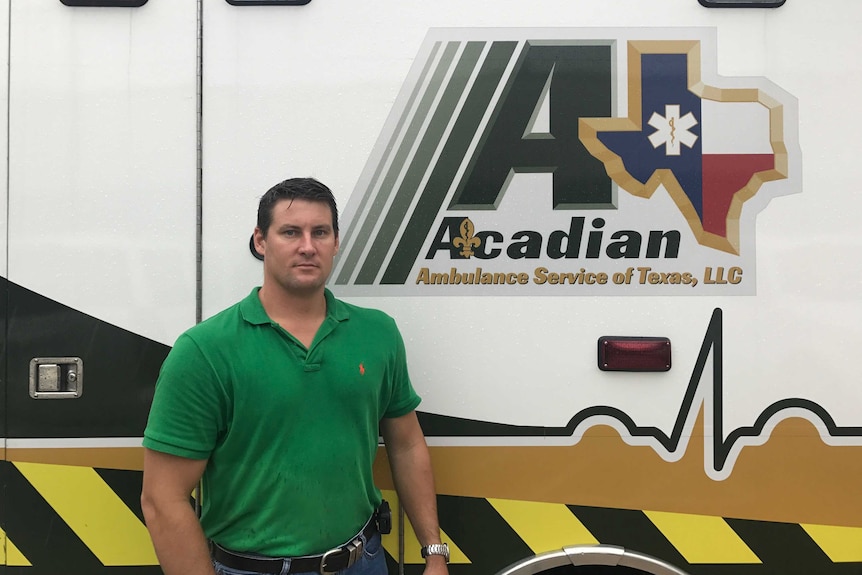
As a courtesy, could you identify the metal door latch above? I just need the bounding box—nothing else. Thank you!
[29,357,84,399]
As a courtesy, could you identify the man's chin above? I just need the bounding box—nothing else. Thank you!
[281,278,326,294]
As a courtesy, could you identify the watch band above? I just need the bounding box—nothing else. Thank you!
[420,543,450,562]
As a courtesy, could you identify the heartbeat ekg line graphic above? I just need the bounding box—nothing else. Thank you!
[419,308,862,480]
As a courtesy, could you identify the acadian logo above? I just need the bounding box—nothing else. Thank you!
[417,216,702,287]
[428,217,680,261]
[333,29,800,296]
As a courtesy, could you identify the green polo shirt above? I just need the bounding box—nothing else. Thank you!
[143,288,421,556]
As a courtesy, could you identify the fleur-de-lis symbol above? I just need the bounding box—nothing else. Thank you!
[452,218,481,258]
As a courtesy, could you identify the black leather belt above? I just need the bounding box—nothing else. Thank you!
[211,517,378,575]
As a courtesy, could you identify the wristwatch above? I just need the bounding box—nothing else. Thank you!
[420,543,450,563]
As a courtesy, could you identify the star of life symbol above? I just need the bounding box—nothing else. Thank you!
[648,104,698,156]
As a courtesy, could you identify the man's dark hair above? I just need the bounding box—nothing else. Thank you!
[257,177,339,237]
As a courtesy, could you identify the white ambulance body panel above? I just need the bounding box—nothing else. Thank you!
[9,1,198,346]
[0,1,7,279]
[202,0,861,453]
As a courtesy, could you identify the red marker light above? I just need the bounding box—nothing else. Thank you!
[598,337,671,372]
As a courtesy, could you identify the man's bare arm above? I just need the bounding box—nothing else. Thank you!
[380,411,448,575]
[141,448,214,575]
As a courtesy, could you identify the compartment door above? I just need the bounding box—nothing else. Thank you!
[4,2,197,574]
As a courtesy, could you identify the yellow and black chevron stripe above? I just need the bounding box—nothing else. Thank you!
[3,461,862,575]
[1,460,159,574]
[385,490,862,575]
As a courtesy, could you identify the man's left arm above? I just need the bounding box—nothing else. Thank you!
[380,411,449,575]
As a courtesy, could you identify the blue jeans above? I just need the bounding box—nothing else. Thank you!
[213,532,387,575]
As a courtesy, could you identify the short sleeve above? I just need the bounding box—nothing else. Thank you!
[143,332,229,459]
[381,319,421,419]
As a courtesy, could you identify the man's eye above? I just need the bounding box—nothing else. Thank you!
[283,229,297,236]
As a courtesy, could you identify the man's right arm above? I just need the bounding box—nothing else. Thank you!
[141,448,214,575]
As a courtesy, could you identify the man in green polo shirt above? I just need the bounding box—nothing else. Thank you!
[141,178,449,575]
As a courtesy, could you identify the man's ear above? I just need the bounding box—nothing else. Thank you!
[252,227,266,258]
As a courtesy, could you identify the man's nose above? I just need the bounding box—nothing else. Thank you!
[298,232,316,253]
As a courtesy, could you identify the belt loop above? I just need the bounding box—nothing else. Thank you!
[347,539,362,568]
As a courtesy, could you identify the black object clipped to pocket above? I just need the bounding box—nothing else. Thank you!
[376,500,392,534]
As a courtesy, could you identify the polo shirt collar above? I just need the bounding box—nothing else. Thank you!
[239,287,349,325]
[323,288,350,322]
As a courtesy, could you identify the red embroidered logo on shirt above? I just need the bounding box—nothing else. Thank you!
[359,363,365,375]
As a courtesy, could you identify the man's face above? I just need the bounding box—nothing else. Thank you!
[253,198,339,295]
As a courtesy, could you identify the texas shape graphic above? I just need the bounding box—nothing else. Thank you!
[580,40,789,255]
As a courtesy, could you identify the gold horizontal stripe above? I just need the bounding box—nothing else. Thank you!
[14,462,158,566]
[645,511,760,564]
[489,498,598,552]
[0,527,32,566]
[802,523,862,562]
[7,447,143,470]
[380,489,469,564]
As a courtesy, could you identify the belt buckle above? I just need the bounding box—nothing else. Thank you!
[320,547,341,575]
[319,539,363,575]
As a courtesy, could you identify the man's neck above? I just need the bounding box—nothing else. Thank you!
[258,284,327,324]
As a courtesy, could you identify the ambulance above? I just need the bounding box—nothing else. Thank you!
[2,1,860,574]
